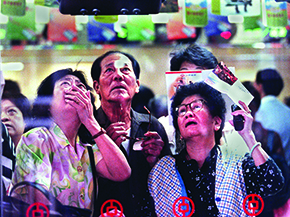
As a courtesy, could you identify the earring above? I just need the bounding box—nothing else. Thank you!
[215,126,220,131]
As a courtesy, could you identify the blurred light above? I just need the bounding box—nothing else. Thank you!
[0,13,8,24]
[220,31,232,39]
[75,15,89,24]
[270,28,279,37]
[0,29,6,40]
[117,15,128,24]
[278,28,287,37]
[269,27,287,38]
[151,13,169,23]
[252,43,266,49]
[1,62,24,71]
[114,24,127,38]
[228,15,244,23]
[36,6,50,24]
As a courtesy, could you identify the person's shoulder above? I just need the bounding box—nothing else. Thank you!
[21,127,52,143]
[131,109,148,120]
[24,126,49,136]
[152,155,175,171]
[132,109,162,127]
[149,156,175,184]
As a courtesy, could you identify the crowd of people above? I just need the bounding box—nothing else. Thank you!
[1,44,290,217]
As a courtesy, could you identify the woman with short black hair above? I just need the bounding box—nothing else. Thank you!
[149,82,284,217]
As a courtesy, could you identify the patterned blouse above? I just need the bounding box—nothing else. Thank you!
[148,145,284,217]
[174,145,284,216]
[12,123,103,210]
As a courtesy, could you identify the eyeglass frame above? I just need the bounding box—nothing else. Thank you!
[175,99,207,117]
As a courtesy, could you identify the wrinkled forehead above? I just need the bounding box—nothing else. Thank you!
[101,53,133,70]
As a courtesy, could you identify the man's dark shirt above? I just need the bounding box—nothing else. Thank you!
[94,107,171,217]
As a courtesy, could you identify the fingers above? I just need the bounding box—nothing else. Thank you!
[64,85,95,127]
[231,101,252,118]
[141,132,164,158]
[142,143,163,156]
[238,100,251,114]
[106,122,128,147]
[141,136,163,166]
[64,85,90,108]
[231,101,254,134]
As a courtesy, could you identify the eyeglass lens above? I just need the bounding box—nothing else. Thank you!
[177,99,204,116]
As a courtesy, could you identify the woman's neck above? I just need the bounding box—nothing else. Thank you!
[53,115,80,148]
[185,136,216,168]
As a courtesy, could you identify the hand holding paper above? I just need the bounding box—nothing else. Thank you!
[204,61,254,110]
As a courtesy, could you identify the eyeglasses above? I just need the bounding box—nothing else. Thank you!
[175,99,206,117]
[124,106,151,141]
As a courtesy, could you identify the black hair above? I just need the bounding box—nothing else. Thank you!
[132,85,155,114]
[171,82,226,148]
[3,79,21,95]
[91,50,140,82]
[242,81,261,117]
[32,68,95,143]
[148,95,168,119]
[170,43,218,71]
[256,68,284,96]
[2,92,32,132]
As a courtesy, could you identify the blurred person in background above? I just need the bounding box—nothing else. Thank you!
[284,96,290,108]
[243,81,284,157]
[132,85,155,114]
[148,95,176,153]
[167,43,219,154]
[254,69,290,166]
[3,79,21,95]
[243,81,290,217]
[91,50,171,217]
[148,94,168,119]
[1,92,32,147]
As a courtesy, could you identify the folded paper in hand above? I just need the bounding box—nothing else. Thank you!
[204,61,254,109]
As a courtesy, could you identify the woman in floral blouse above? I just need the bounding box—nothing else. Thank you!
[12,68,130,211]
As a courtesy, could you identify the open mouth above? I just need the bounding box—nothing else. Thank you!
[112,85,126,91]
[185,121,197,128]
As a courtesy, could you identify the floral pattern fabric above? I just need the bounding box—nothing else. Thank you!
[12,123,102,210]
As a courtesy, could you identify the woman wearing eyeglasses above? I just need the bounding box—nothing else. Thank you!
[148,82,284,217]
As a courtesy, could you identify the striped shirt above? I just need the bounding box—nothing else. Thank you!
[1,123,16,196]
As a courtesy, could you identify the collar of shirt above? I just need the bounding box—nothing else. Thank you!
[49,122,85,154]
[176,145,218,171]
[261,95,277,104]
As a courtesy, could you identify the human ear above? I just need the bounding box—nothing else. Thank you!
[135,80,140,94]
[213,116,222,131]
[93,81,100,94]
